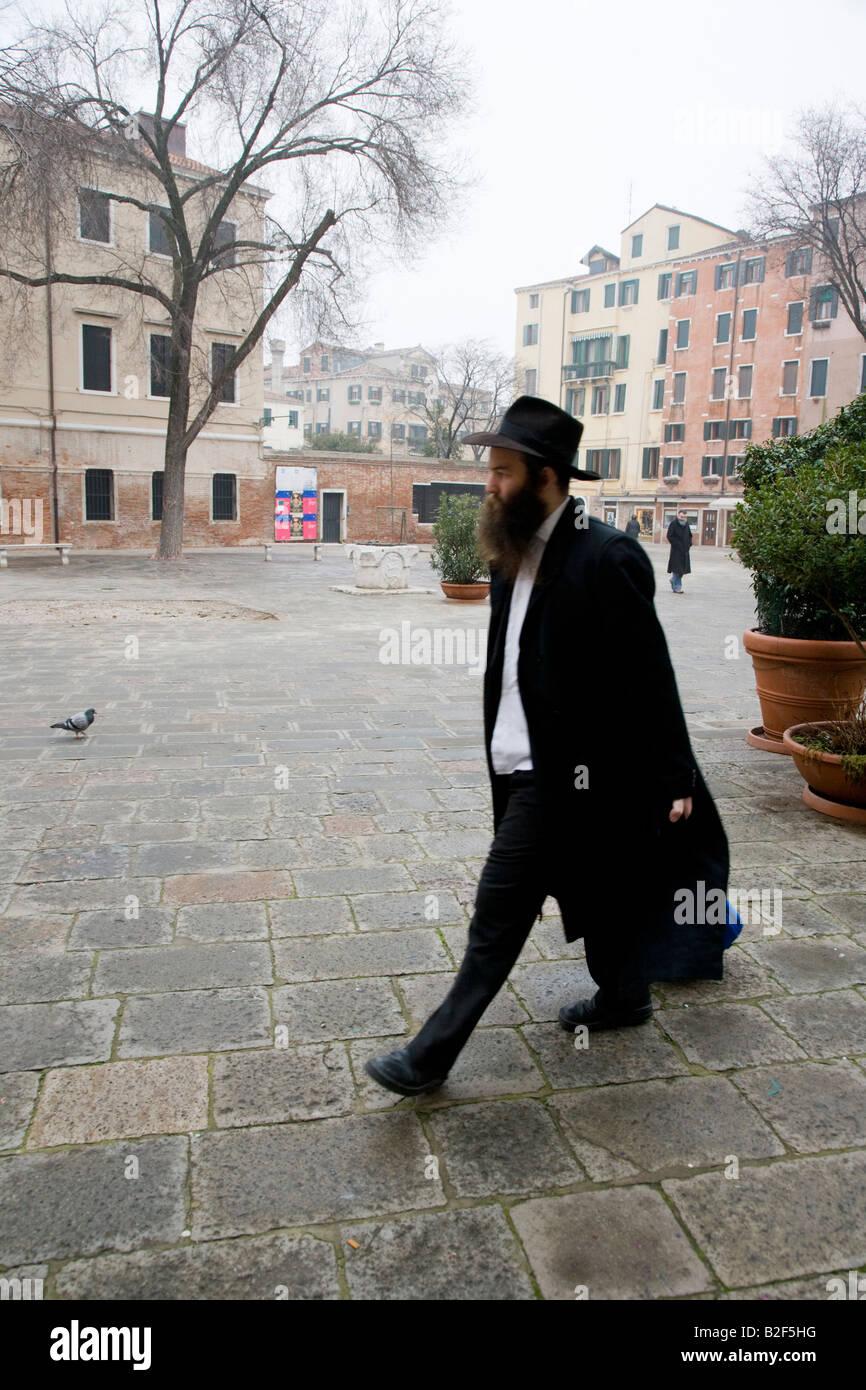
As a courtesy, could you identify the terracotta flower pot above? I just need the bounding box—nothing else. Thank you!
[441,582,490,601]
[782,722,866,824]
[743,629,866,753]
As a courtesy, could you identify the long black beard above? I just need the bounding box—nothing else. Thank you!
[477,482,549,583]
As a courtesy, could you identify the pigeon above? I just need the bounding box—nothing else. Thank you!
[50,708,96,738]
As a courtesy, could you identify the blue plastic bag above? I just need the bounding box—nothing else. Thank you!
[723,900,743,949]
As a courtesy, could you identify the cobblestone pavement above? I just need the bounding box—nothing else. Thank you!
[1,542,865,1300]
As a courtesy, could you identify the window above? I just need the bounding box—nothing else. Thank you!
[591,384,609,415]
[525,368,537,394]
[809,359,828,397]
[212,473,236,521]
[368,386,382,402]
[616,334,630,369]
[715,312,731,344]
[711,367,727,400]
[305,389,312,403]
[147,205,174,257]
[321,355,329,371]
[742,256,765,284]
[785,247,812,277]
[773,417,798,438]
[529,292,540,308]
[347,420,361,436]
[571,288,590,313]
[303,357,311,373]
[408,424,428,443]
[662,456,683,477]
[316,387,330,401]
[287,411,298,428]
[410,364,428,380]
[675,319,690,350]
[586,448,621,479]
[618,278,638,306]
[603,283,616,308]
[658,272,672,300]
[651,378,665,410]
[675,270,697,296]
[348,384,362,402]
[391,389,405,404]
[642,447,660,479]
[703,420,726,440]
[211,342,237,403]
[665,422,684,442]
[737,365,753,399]
[408,390,425,406]
[672,371,686,404]
[151,472,163,521]
[741,308,757,341]
[825,215,841,243]
[613,383,627,413]
[565,386,585,416]
[781,360,798,396]
[631,234,643,257]
[701,456,724,477]
[78,188,111,243]
[303,422,312,437]
[522,323,539,346]
[657,329,668,365]
[786,302,804,335]
[667,225,680,250]
[391,423,406,440]
[861,355,866,394]
[368,420,382,438]
[727,455,745,477]
[149,334,173,397]
[810,285,838,322]
[85,468,114,520]
[211,220,236,269]
[81,324,112,393]
[315,422,327,434]
[730,418,752,439]
[715,262,737,290]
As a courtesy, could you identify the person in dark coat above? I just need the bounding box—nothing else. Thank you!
[365,397,730,1097]
[667,508,692,592]
[625,513,641,539]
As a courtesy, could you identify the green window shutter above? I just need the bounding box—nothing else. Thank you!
[604,283,616,308]
[657,329,668,364]
[617,335,630,368]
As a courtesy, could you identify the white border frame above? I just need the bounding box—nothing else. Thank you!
[79,321,116,395]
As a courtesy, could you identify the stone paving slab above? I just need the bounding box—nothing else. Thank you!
[2,546,866,1298]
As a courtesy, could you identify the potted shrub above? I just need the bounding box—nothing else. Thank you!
[729,397,866,753]
[782,705,866,824]
[430,493,490,600]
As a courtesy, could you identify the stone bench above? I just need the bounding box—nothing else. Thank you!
[0,543,71,568]
[264,543,322,562]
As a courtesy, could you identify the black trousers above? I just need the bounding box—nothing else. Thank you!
[405,769,650,1076]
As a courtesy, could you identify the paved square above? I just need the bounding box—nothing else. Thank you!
[1,542,865,1299]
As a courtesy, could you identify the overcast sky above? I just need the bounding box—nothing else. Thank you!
[353,0,866,360]
[6,0,865,364]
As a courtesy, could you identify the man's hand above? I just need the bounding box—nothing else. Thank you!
[669,797,693,822]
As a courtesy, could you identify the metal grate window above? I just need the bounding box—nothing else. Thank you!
[151,472,163,520]
[85,469,114,520]
[212,473,236,520]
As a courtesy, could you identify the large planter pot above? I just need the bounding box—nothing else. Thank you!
[344,544,419,589]
[782,722,866,824]
[440,582,490,601]
[743,629,866,754]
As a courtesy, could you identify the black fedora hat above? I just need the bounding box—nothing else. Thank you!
[463,394,601,481]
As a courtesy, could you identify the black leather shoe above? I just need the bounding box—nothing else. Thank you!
[364,1049,448,1096]
[559,990,653,1032]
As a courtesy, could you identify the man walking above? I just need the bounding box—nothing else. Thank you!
[365,397,729,1097]
[624,513,641,539]
[667,509,692,592]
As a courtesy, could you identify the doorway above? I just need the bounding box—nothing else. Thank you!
[321,491,344,542]
[702,510,717,545]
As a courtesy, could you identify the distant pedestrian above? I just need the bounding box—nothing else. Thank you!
[667,509,692,593]
[625,514,640,539]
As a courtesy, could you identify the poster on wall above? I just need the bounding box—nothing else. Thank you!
[275,466,318,541]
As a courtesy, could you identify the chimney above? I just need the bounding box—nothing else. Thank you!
[269,339,286,389]
[135,111,186,157]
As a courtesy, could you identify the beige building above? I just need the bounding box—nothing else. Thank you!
[514,204,737,526]
[0,110,270,548]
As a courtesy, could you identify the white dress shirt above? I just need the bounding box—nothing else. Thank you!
[490,496,570,774]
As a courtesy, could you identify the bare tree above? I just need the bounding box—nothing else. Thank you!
[746,102,866,343]
[0,0,468,557]
[412,338,514,459]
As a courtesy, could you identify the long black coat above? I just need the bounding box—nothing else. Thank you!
[667,518,692,575]
[483,498,730,981]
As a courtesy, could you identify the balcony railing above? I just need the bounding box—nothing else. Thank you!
[562,360,616,381]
